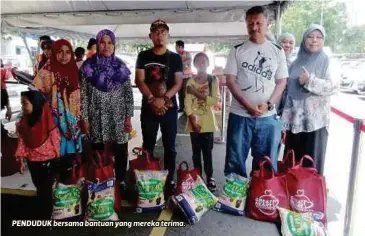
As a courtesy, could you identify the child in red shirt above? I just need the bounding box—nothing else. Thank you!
[15,90,61,219]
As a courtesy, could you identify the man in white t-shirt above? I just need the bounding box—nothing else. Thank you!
[224,6,288,177]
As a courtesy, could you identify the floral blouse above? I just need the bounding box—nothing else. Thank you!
[281,60,340,134]
[15,128,61,162]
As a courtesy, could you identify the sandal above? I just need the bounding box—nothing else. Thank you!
[207,178,217,192]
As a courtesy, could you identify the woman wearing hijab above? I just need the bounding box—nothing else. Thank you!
[277,33,296,116]
[34,40,53,76]
[80,29,133,187]
[281,24,339,175]
[33,39,82,181]
[278,32,296,66]
[16,90,61,219]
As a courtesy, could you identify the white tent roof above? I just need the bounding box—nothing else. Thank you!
[1,1,288,41]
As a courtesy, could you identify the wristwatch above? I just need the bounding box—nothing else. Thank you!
[147,95,155,104]
[267,101,275,111]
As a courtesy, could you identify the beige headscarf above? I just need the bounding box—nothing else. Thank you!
[278,32,296,46]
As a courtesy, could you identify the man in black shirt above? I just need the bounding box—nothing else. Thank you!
[135,19,183,194]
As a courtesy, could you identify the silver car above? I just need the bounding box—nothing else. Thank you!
[340,61,365,95]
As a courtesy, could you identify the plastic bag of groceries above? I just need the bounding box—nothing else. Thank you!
[51,181,84,220]
[278,207,328,236]
[214,174,250,215]
[172,176,218,225]
[85,178,119,221]
[135,170,168,213]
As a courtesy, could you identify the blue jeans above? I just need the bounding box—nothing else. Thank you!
[141,108,178,181]
[224,113,282,177]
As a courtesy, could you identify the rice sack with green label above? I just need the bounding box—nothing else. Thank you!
[135,170,168,213]
[85,178,119,221]
[279,208,328,236]
[51,181,83,220]
[214,174,249,216]
[172,176,218,225]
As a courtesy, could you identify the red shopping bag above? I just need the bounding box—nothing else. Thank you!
[277,149,297,175]
[246,157,290,223]
[286,155,327,225]
[91,145,114,181]
[129,147,161,181]
[175,161,201,195]
[89,144,121,211]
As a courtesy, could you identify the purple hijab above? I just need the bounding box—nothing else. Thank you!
[80,29,131,92]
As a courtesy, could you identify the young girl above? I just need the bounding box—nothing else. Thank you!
[15,90,61,219]
[184,52,219,192]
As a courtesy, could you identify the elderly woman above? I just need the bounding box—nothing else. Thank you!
[281,24,339,175]
[278,32,296,66]
[80,29,134,187]
[277,32,296,116]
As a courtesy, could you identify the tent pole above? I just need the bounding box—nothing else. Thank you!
[276,2,282,38]
[21,33,35,68]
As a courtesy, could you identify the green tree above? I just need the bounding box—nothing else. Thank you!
[207,42,233,54]
[281,0,348,53]
[74,40,88,50]
[339,25,365,53]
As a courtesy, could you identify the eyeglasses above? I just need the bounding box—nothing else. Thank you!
[307,35,324,40]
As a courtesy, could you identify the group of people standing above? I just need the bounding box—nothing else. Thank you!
[10,5,338,219]
[224,6,338,179]
[15,29,134,218]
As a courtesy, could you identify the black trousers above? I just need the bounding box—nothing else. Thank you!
[92,142,129,182]
[190,132,214,179]
[141,108,178,182]
[284,127,328,175]
[47,154,79,185]
[1,88,9,110]
[28,160,58,219]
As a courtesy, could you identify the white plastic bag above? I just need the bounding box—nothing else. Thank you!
[172,176,218,225]
[51,181,83,220]
[85,178,119,221]
[135,170,168,213]
[278,207,328,236]
[214,174,249,216]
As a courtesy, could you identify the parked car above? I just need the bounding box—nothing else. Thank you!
[356,78,365,95]
[340,61,365,95]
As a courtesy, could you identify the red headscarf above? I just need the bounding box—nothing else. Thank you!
[51,39,79,93]
[17,91,57,148]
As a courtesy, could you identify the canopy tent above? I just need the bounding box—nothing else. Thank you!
[1,1,289,42]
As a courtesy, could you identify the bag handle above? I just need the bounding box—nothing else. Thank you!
[89,149,112,183]
[132,147,151,164]
[259,156,275,179]
[208,74,213,96]
[299,155,315,168]
[90,142,114,167]
[71,156,84,180]
[283,149,296,168]
[178,161,189,172]
[102,143,114,165]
